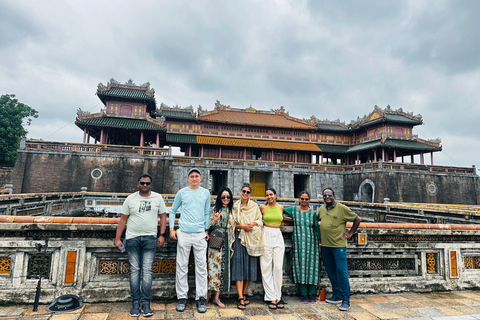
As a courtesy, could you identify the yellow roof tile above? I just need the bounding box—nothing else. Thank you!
[198,109,315,129]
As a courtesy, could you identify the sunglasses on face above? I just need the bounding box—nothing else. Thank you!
[323,193,333,198]
[300,198,310,201]
[139,182,151,186]
[221,196,231,200]
[241,190,251,194]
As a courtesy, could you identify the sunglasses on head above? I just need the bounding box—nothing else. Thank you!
[323,193,333,197]
[221,196,231,200]
[241,190,251,194]
[300,197,310,201]
[139,182,151,186]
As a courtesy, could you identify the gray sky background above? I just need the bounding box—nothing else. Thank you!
[1,1,479,173]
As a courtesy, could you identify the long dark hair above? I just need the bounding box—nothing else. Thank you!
[214,187,234,213]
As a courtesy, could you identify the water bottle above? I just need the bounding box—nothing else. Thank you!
[118,244,125,253]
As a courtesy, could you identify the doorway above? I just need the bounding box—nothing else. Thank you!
[294,174,310,199]
[210,170,228,195]
[250,171,266,197]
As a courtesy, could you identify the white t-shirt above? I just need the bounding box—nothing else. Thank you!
[122,191,167,240]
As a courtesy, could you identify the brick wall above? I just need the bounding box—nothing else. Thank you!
[0,167,14,187]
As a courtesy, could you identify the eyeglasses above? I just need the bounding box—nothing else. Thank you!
[221,196,231,200]
[323,193,333,198]
[300,198,310,201]
[241,190,251,194]
[139,182,151,186]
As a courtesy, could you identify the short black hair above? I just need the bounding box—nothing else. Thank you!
[138,174,153,182]
[298,191,310,199]
[322,187,335,196]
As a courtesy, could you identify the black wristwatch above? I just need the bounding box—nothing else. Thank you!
[159,233,166,237]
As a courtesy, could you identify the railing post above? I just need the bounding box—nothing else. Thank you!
[5,184,13,194]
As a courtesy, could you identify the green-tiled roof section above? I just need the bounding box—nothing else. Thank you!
[385,114,422,125]
[97,87,155,101]
[346,139,441,153]
[317,124,350,132]
[75,117,164,131]
[160,110,197,120]
[166,133,198,144]
[316,144,350,153]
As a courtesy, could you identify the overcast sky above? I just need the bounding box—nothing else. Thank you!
[1,0,479,173]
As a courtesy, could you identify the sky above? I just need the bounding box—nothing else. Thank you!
[1,0,479,174]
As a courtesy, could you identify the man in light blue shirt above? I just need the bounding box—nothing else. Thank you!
[169,168,211,313]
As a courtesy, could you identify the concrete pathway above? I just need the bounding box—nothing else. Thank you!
[1,291,480,320]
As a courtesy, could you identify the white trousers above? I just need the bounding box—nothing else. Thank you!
[260,226,285,301]
[175,230,208,300]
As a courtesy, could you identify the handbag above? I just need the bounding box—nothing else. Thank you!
[208,229,225,249]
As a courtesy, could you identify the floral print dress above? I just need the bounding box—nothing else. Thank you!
[207,207,231,292]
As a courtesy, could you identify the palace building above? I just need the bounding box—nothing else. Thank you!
[76,78,441,167]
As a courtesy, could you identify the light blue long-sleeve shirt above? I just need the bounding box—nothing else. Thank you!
[169,186,211,233]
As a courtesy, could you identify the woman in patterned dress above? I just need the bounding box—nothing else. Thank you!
[207,187,233,308]
[283,191,321,303]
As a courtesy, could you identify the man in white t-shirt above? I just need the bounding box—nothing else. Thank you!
[115,174,167,317]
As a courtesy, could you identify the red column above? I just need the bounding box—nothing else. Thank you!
[321,153,324,164]
[374,149,377,162]
[140,131,144,147]
[294,151,297,163]
[243,148,247,160]
[382,148,385,161]
[271,150,274,161]
[156,132,160,147]
[431,152,434,165]
[83,128,87,143]
[100,129,104,144]
[219,146,222,159]
[420,152,424,164]
[393,149,397,162]
[188,145,192,157]
[200,145,204,157]
[356,153,360,164]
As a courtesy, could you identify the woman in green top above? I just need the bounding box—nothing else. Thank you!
[283,191,320,303]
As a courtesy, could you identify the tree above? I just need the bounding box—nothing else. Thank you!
[0,94,39,166]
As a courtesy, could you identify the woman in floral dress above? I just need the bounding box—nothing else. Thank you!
[207,187,233,308]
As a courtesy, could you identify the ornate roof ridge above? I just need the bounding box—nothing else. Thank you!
[350,105,423,126]
[97,78,155,97]
[305,115,349,127]
[159,103,196,114]
[196,101,314,127]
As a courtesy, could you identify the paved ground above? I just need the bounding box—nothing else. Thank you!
[2,291,480,320]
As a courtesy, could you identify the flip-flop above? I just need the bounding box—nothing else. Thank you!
[213,299,226,308]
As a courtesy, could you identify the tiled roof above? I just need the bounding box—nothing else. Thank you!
[198,109,316,129]
[316,144,350,153]
[75,117,165,131]
[97,87,155,101]
[197,136,321,152]
[160,109,197,121]
[317,123,350,132]
[166,133,197,144]
[346,139,441,153]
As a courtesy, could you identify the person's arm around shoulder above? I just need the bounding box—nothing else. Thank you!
[282,206,293,222]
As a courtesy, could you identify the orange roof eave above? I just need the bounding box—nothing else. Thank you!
[197,136,321,152]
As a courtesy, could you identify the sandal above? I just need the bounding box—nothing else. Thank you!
[243,294,250,305]
[276,301,284,309]
[268,301,277,309]
[213,299,226,308]
[237,298,246,310]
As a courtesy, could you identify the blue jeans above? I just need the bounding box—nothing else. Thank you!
[126,236,157,303]
[321,246,350,304]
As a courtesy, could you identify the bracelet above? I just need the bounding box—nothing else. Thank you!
[159,233,166,237]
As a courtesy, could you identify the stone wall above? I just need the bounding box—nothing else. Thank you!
[11,150,174,194]
[0,167,13,187]
[343,169,480,204]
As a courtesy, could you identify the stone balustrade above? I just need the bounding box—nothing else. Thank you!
[0,216,479,304]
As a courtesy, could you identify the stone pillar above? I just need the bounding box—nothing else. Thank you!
[431,152,434,165]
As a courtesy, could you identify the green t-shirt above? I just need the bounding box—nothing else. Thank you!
[122,191,167,240]
[317,202,357,247]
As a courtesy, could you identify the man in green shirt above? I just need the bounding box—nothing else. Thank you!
[318,187,361,311]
